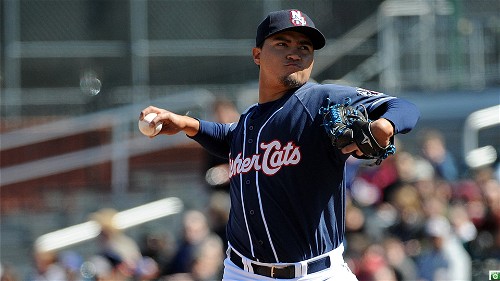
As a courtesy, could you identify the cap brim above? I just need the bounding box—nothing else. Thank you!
[264,26,325,50]
[288,26,326,50]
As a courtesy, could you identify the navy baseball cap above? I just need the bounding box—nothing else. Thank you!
[256,9,326,50]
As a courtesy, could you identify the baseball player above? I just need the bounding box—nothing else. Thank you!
[140,9,420,281]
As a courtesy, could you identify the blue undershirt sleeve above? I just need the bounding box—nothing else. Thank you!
[189,119,232,159]
[378,98,420,134]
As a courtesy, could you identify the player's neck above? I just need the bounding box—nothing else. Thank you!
[259,93,286,104]
[258,83,292,104]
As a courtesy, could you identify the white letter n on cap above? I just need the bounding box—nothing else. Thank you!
[290,10,307,26]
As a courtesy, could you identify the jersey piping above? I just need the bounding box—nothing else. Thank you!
[252,106,284,262]
[240,112,255,258]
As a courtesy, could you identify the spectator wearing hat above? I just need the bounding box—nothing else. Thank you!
[90,208,144,276]
[416,216,471,281]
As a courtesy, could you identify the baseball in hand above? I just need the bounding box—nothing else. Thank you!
[138,113,163,137]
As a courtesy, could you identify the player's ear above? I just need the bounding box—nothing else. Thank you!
[252,47,261,66]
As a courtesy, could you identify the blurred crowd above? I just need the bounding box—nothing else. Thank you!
[1,101,498,281]
[342,128,500,281]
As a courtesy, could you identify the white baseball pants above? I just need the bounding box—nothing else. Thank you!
[222,244,358,281]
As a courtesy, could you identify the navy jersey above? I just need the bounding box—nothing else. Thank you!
[192,82,419,263]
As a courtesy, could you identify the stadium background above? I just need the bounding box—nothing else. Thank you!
[1,0,499,280]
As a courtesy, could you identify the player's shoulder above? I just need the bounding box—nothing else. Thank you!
[308,83,388,97]
[291,83,351,119]
[300,82,392,101]
[297,81,355,92]
[295,82,359,103]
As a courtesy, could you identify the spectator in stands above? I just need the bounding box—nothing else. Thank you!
[206,191,231,250]
[418,128,459,182]
[349,136,402,203]
[416,215,471,281]
[203,98,240,193]
[163,210,223,277]
[85,253,128,281]
[412,156,439,202]
[387,184,426,242]
[189,234,225,281]
[382,236,418,281]
[90,208,142,271]
[139,231,175,277]
[415,216,450,281]
[59,250,84,281]
[0,262,19,281]
[448,203,478,246]
[85,247,159,281]
[26,248,67,281]
[346,133,496,281]
[476,170,500,234]
[355,244,396,281]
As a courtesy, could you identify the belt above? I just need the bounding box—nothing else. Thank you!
[229,249,331,279]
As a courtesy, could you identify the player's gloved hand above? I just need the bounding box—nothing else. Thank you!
[319,98,396,165]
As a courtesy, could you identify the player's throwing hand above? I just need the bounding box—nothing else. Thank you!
[139,106,200,137]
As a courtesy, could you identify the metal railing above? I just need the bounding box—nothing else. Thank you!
[463,105,500,169]
[0,89,215,188]
[34,197,184,253]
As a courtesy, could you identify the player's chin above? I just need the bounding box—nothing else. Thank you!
[282,74,307,88]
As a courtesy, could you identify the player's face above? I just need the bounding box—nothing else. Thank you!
[253,31,314,89]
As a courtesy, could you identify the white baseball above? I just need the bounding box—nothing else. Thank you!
[138,113,163,137]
